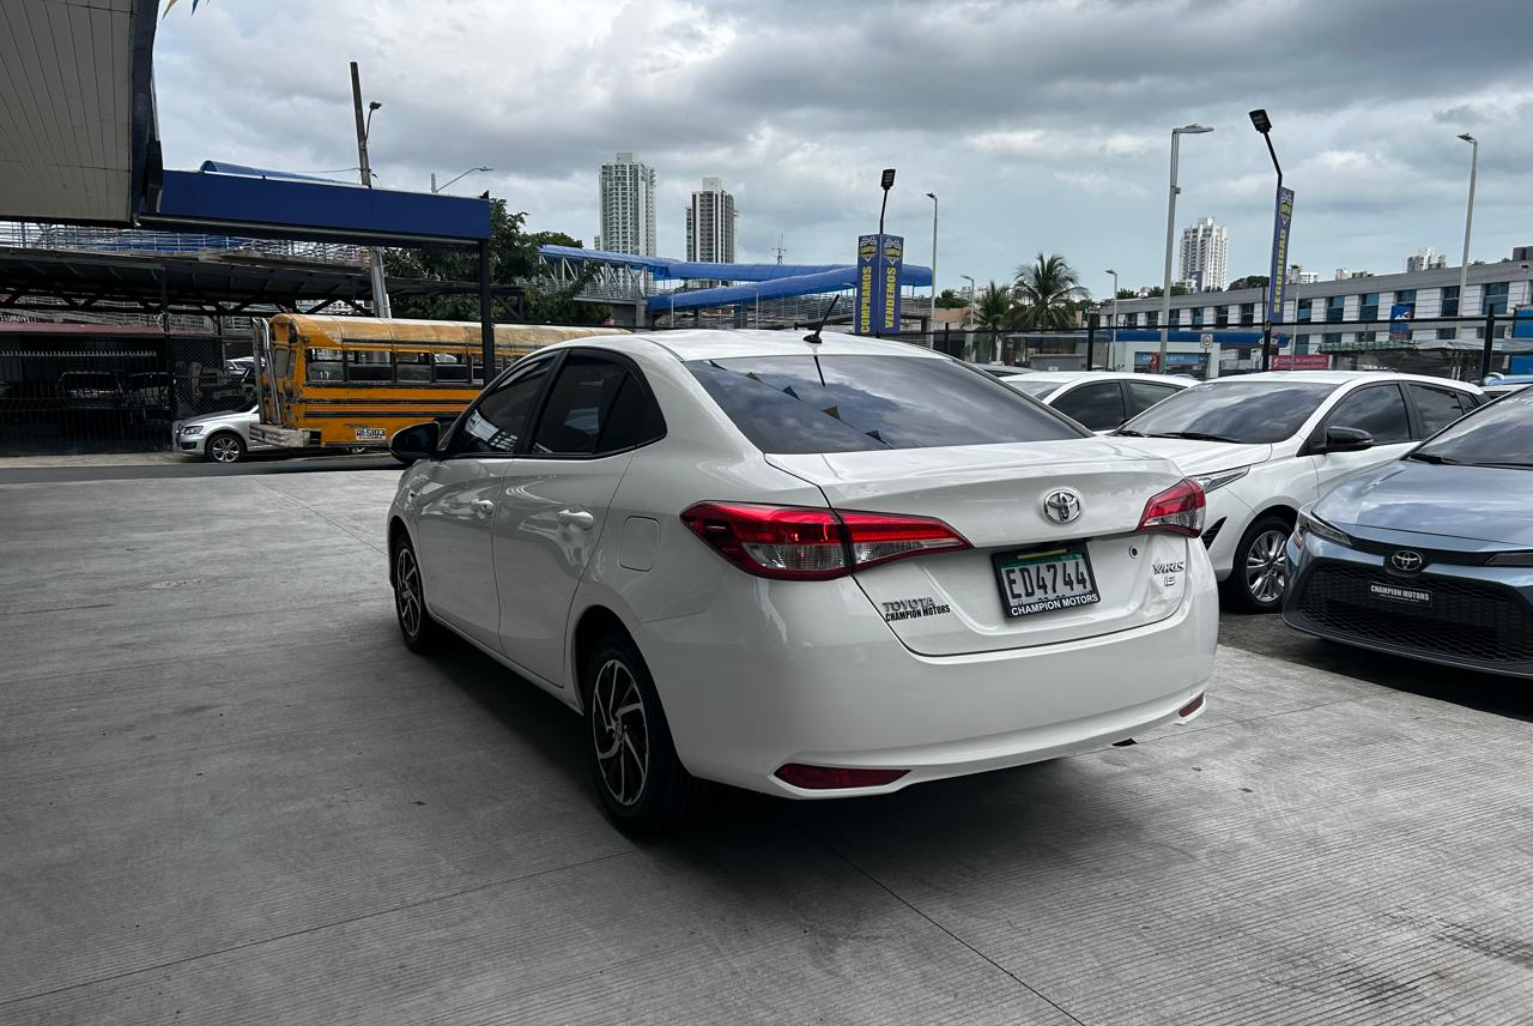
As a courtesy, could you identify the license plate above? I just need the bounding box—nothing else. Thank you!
[993,543,1101,618]
[353,427,386,441]
[1369,582,1432,607]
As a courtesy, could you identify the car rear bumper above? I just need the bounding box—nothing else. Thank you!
[639,545,1219,797]
[1284,538,1533,679]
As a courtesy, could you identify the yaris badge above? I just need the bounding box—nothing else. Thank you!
[1042,488,1083,525]
[1390,549,1424,573]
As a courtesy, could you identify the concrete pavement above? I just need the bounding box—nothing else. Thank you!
[2,470,1530,1025]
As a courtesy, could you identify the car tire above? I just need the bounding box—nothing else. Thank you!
[392,533,444,654]
[583,630,700,835]
[1225,514,1293,613]
[205,431,246,464]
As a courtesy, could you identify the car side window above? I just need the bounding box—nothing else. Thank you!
[448,358,552,455]
[1408,384,1470,437]
[1326,383,1410,444]
[1127,381,1179,416]
[529,354,666,457]
[1052,381,1126,431]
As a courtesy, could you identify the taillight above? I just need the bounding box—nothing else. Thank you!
[775,764,909,790]
[680,502,969,581]
[1138,478,1205,537]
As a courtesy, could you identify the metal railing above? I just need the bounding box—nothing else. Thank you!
[0,222,369,265]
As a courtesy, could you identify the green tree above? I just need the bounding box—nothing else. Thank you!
[1141,284,1192,299]
[934,287,969,309]
[1011,253,1089,329]
[1228,275,1269,291]
[973,281,1013,332]
[1115,288,1138,300]
[383,199,607,324]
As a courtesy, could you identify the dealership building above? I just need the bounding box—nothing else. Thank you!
[1101,256,1533,377]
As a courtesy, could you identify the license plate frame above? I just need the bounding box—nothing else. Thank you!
[353,427,387,442]
[1369,581,1433,608]
[992,542,1101,619]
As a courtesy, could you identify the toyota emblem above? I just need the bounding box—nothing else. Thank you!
[1042,488,1083,525]
[1390,549,1424,573]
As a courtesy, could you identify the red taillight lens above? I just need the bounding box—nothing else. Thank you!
[1178,693,1205,718]
[1137,478,1206,537]
[775,763,909,790]
[680,503,969,580]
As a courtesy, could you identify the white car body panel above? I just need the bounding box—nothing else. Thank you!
[390,330,1219,798]
[171,406,258,457]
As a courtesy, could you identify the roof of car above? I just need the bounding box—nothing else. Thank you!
[1010,371,1188,386]
[1200,370,1482,390]
[629,329,948,362]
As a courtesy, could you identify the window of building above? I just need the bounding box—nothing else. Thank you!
[1323,332,1342,348]
[1146,311,1159,329]
[1440,285,1460,318]
[1326,296,1346,323]
[1216,306,1230,328]
[1437,327,1459,341]
[1395,288,1417,306]
[1239,303,1255,327]
[1360,293,1380,321]
[1297,299,1313,323]
[1190,307,1204,327]
[1169,310,1182,328]
[1483,281,1509,315]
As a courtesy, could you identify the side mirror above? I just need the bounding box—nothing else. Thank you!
[1317,425,1374,454]
[390,421,440,463]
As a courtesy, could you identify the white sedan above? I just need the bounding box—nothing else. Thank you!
[386,330,1218,833]
[1005,371,1190,432]
[1115,371,1486,611]
[172,401,259,463]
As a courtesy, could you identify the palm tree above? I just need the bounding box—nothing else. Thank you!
[971,281,1013,362]
[1012,253,1089,329]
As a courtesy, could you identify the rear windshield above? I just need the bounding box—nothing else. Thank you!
[1119,380,1336,444]
[1411,389,1533,467]
[687,355,1084,454]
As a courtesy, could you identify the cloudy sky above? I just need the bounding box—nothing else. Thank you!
[153,0,1531,297]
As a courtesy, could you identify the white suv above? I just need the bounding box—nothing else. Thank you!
[387,331,1218,833]
[1116,371,1485,611]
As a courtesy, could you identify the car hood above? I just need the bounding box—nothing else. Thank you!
[1112,437,1272,475]
[1318,460,1533,546]
[180,408,256,427]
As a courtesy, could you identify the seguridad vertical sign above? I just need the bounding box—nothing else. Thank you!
[1265,187,1295,323]
[854,234,904,334]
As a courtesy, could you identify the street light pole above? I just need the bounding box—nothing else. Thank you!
[1160,124,1213,370]
[350,61,391,319]
[926,192,938,348]
[1250,109,1282,371]
[432,166,493,194]
[1105,269,1119,370]
[1458,133,1479,330]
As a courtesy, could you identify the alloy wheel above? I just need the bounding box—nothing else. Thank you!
[209,435,241,463]
[395,546,424,639]
[1245,528,1289,604]
[591,658,650,807]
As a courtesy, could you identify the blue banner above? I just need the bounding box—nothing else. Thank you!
[853,233,903,334]
[1265,187,1295,323]
[1388,303,1413,343]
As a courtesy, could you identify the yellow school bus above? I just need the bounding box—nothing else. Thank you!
[250,315,625,451]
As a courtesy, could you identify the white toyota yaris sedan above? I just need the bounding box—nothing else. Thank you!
[386,330,1218,833]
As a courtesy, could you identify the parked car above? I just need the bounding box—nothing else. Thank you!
[173,400,259,463]
[975,363,1033,378]
[56,371,125,411]
[1284,388,1533,678]
[125,372,173,420]
[1004,371,1190,432]
[1480,374,1533,401]
[1114,371,1485,612]
[386,331,1218,833]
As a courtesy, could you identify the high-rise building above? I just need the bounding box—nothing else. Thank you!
[1405,247,1447,273]
[1287,264,1321,285]
[598,153,656,256]
[1179,217,1228,292]
[685,177,736,264]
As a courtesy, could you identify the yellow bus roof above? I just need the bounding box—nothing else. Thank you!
[269,315,627,347]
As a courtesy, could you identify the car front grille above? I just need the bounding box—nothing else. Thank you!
[1297,562,1533,665]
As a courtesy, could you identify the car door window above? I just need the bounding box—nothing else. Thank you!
[1126,381,1179,416]
[529,354,666,456]
[1408,384,1471,437]
[1052,381,1127,430]
[1325,384,1410,443]
[449,358,552,455]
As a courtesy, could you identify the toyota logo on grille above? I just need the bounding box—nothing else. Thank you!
[1042,488,1083,525]
[1390,549,1424,573]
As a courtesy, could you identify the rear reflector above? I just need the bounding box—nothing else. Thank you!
[1178,693,1205,718]
[681,502,969,581]
[1138,478,1206,537]
[774,763,910,790]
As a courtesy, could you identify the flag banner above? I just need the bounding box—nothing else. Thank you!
[1265,187,1294,323]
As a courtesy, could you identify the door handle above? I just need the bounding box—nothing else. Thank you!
[470,499,495,518]
[558,509,595,529]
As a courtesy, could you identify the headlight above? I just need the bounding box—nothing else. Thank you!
[1294,510,1350,550]
[179,424,204,436]
[1486,551,1533,567]
[1191,466,1249,494]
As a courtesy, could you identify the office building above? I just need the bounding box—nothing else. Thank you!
[1406,247,1448,273]
[1179,217,1228,292]
[685,177,736,264]
[1287,264,1321,285]
[598,153,656,257]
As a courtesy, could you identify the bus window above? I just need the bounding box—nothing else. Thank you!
[396,352,433,383]
[307,348,343,383]
[435,352,469,383]
[347,350,393,382]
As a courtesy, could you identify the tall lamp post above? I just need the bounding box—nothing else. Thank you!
[1160,124,1214,370]
[926,191,939,348]
[432,166,492,194]
[1105,268,1119,370]
[1250,109,1282,371]
[1457,133,1479,332]
[350,61,391,318]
